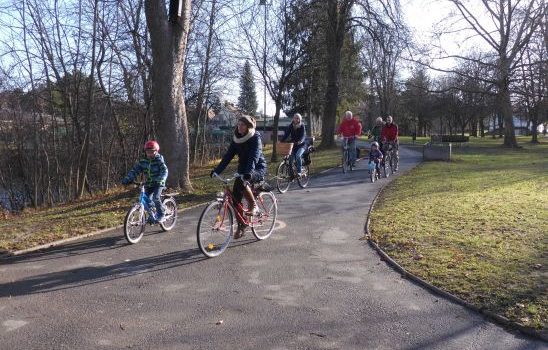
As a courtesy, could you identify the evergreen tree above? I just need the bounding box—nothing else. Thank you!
[237,60,258,116]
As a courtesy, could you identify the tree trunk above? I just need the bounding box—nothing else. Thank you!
[145,0,193,191]
[499,60,518,147]
[319,0,353,149]
[270,98,283,162]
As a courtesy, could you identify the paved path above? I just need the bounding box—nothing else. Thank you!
[0,147,545,349]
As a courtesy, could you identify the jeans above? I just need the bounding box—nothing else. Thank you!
[145,186,164,218]
[289,146,306,175]
[342,137,357,164]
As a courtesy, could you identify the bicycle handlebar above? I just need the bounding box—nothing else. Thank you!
[213,173,243,184]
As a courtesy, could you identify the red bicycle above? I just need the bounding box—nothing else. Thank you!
[196,173,278,258]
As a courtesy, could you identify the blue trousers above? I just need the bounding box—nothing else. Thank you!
[290,146,306,174]
[145,186,164,217]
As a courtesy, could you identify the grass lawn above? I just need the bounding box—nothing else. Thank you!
[369,137,548,330]
[0,144,341,253]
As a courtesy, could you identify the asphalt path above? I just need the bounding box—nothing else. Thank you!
[1,147,545,350]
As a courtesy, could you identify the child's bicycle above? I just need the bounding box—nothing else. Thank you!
[196,173,278,258]
[123,182,178,244]
[368,161,380,183]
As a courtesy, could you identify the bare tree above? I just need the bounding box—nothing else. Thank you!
[434,0,546,147]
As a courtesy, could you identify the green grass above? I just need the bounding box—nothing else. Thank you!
[0,144,341,253]
[369,138,548,330]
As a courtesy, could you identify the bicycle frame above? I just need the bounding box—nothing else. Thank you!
[213,174,253,226]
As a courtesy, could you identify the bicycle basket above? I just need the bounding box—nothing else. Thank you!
[276,142,293,156]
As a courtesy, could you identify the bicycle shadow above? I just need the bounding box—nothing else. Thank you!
[0,248,206,298]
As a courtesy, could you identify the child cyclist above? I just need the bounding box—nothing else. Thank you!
[122,140,168,223]
[368,141,383,179]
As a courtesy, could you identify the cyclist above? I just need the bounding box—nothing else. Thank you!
[368,141,383,179]
[337,110,362,167]
[281,113,306,177]
[369,117,385,150]
[210,115,267,239]
[121,140,168,223]
[381,115,399,172]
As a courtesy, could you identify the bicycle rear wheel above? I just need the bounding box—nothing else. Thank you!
[276,161,291,193]
[197,201,234,258]
[124,204,146,244]
[251,192,278,240]
[297,165,310,188]
[160,197,177,231]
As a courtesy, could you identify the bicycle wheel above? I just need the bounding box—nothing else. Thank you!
[342,151,349,173]
[370,169,375,183]
[159,197,178,231]
[124,204,146,244]
[197,201,234,258]
[276,161,291,193]
[383,155,391,178]
[297,165,310,188]
[251,192,278,240]
[392,151,398,171]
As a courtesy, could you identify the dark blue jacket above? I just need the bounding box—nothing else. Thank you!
[282,123,306,150]
[123,154,168,187]
[369,149,383,162]
[214,131,267,176]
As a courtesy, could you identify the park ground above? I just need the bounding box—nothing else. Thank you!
[1,135,546,335]
[369,136,547,331]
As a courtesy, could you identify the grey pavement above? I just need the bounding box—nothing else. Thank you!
[0,147,545,349]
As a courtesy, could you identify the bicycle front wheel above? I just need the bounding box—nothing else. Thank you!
[342,151,349,173]
[297,165,310,188]
[160,197,178,231]
[276,161,291,193]
[124,204,146,244]
[383,157,391,178]
[370,169,375,183]
[251,192,278,240]
[197,201,234,258]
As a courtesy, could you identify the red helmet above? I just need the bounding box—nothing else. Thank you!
[144,140,160,151]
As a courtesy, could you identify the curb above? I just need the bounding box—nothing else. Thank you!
[4,202,208,258]
[364,173,548,342]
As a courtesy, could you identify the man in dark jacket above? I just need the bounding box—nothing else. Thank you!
[211,115,267,238]
[281,113,306,176]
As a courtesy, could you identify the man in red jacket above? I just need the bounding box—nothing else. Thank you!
[381,115,399,171]
[337,110,362,167]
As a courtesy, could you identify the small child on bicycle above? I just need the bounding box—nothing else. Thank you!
[368,141,383,177]
[122,140,168,223]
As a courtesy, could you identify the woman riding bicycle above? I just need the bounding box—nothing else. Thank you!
[281,113,306,177]
[210,115,267,239]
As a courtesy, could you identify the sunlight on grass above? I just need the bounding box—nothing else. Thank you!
[370,141,548,330]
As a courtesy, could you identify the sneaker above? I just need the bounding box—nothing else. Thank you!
[233,224,247,239]
[156,214,166,223]
[297,172,302,178]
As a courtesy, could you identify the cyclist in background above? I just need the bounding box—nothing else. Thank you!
[368,141,383,178]
[122,140,168,223]
[210,115,267,239]
[337,110,362,167]
[381,115,399,172]
[369,117,385,150]
[281,113,306,177]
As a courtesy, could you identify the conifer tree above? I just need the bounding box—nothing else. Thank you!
[237,60,258,116]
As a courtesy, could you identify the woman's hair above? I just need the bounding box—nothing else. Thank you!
[375,117,383,124]
[238,115,256,129]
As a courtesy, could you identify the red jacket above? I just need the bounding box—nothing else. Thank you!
[381,123,398,142]
[337,118,362,138]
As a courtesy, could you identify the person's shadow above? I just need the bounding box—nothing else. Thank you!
[0,247,206,298]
